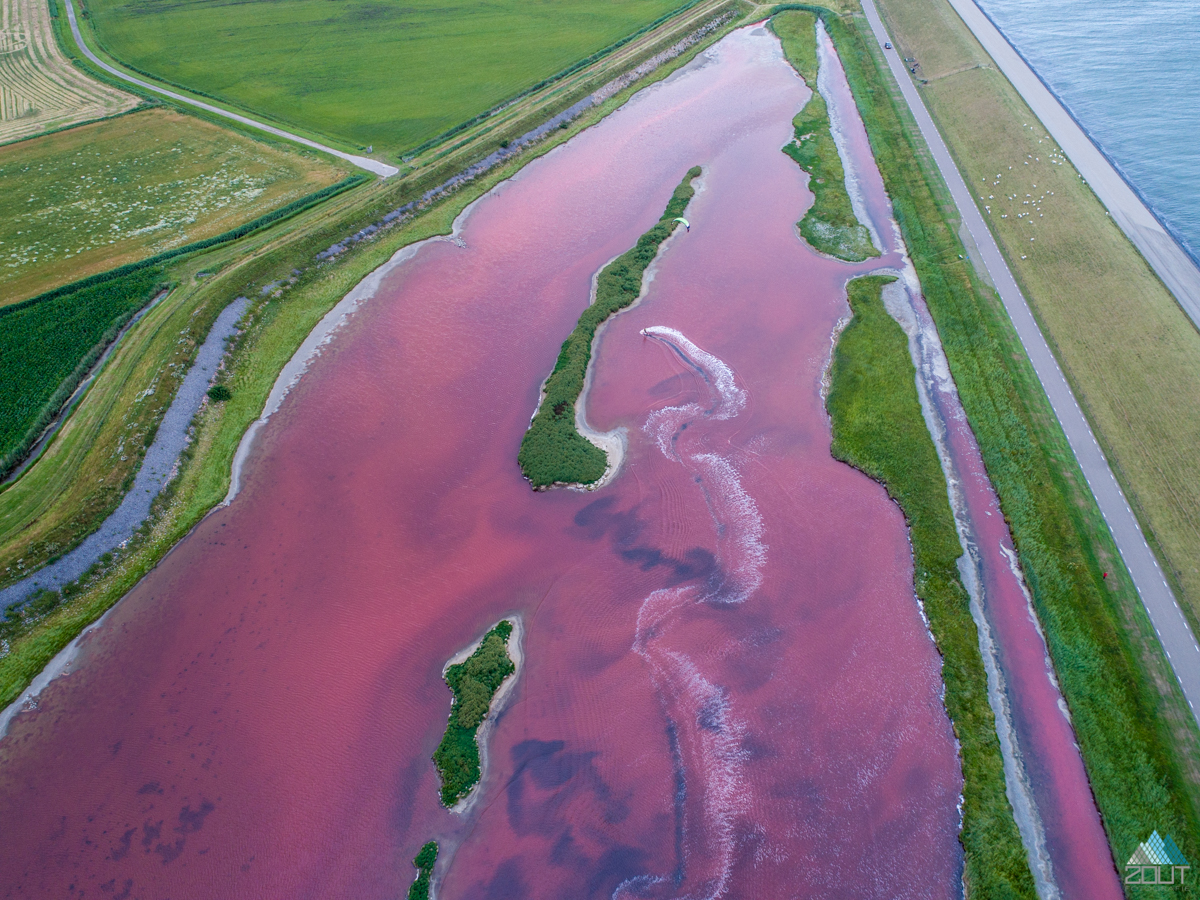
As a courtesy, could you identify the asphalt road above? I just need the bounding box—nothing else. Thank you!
[860,0,1200,723]
[61,0,399,179]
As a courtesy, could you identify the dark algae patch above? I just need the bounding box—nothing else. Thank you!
[518,166,701,488]
[771,11,879,262]
[812,5,1200,892]
[434,619,516,807]
[826,276,1035,900]
[406,841,438,900]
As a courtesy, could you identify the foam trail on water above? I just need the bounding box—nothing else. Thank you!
[617,328,765,900]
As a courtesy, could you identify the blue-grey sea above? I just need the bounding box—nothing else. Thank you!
[973,0,1200,261]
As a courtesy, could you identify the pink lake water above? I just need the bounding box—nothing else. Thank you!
[0,23,1117,900]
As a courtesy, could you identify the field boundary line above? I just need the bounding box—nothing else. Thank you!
[58,0,399,178]
[860,0,1200,724]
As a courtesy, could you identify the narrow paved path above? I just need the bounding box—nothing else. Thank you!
[860,0,1200,723]
[61,0,398,178]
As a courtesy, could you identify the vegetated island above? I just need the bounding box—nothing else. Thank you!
[518,166,701,489]
[406,841,438,900]
[433,618,518,808]
[826,275,1036,899]
[771,11,879,263]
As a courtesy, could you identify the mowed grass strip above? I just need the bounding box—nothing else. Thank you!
[873,0,1200,658]
[82,0,686,157]
[519,166,700,488]
[771,11,878,261]
[827,276,1035,898]
[0,108,346,305]
[819,5,1200,883]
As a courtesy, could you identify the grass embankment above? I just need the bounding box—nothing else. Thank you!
[827,276,1035,898]
[434,620,516,807]
[770,11,878,261]
[518,166,700,487]
[0,173,365,479]
[0,109,346,305]
[0,2,747,725]
[81,0,686,156]
[406,841,438,900]
[808,5,1200,883]
[875,0,1200,723]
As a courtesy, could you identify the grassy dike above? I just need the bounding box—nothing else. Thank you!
[0,6,751,713]
[770,11,878,262]
[827,276,1034,899]
[434,620,515,807]
[518,166,700,488]
[792,4,1200,885]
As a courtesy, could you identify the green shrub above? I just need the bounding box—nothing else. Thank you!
[407,841,438,900]
[518,166,701,487]
[433,620,515,805]
[206,385,232,403]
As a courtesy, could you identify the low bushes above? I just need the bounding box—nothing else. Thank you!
[433,620,516,806]
[518,166,700,487]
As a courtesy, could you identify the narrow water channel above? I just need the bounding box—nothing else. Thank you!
[0,23,1115,900]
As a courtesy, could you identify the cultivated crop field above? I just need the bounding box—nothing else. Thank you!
[0,108,346,304]
[80,0,684,156]
[0,0,136,144]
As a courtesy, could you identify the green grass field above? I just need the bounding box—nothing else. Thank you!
[81,0,686,157]
[519,166,699,488]
[827,275,1034,898]
[0,268,163,476]
[771,11,878,261]
[0,108,344,305]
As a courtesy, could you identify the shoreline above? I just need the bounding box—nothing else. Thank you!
[860,0,1200,721]
[222,197,485,506]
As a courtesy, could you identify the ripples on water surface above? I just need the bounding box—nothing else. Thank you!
[975,0,1200,259]
[0,25,993,899]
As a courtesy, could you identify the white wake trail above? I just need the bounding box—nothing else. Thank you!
[616,328,765,900]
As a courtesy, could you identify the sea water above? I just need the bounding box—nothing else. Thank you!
[973,0,1200,261]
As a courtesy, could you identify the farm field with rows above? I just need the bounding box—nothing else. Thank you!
[0,0,136,144]
[0,107,347,305]
[80,0,684,157]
